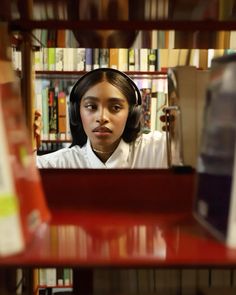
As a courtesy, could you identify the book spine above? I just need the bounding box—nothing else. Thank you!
[48,47,55,71]
[118,48,128,71]
[42,47,48,71]
[0,102,24,256]
[41,86,49,140]
[34,49,43,71]
[46,268,57,287]
[55,48,63,71]
[109,48,119,69]
[92,48,100,69]
[148,49,157,71]
[140,48,149,71]
[57,91,67,140]
[75,48,86,71]
[99,48,109,68]
[85,48,93,71]
[128,48,135,71]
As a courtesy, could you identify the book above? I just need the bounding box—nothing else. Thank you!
[128,48,135,71]
[118,48,128,71]
[85,48,93,71]
[34,49,43,71]
[140,88,152,132]
[41,82,50,140]
[99,48,109,68]
[46,268,57,287]
[0,95,24,256]
[92,48,100,69]
[109,48,119,69]
[194,54,236,248]
[57,90,67,140]
[148,49,157,71]
[63,268,72,286]
[139,48,149,71]
[48,85,58,140]
[42,47,48,71]
[0,61,51,256]
[48,47,55,71]
[75,48,85,71]
[55,48,63,71]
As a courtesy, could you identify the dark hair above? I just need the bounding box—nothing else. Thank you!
[69,68,142,147]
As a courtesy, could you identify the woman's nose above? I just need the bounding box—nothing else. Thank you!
[96,107,109,123]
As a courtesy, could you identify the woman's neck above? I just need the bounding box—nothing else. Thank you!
[92,149,114,163]
[91,140,120,163]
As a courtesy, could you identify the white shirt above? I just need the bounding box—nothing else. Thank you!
[36,131,168,169]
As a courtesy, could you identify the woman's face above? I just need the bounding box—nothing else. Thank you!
[80,80,129,151]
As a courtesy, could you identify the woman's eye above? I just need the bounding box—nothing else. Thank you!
[112,105,122,112]
[85,104,96,110]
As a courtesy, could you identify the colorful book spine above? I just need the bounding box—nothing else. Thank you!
[85,48,93,71]
[75,48,86,71]
[57,91,67,140]
[48,47,55,71]
[55,48,63,71]
[128,48,135,71]
[148,49,157,71]
[118,48,128,71]
[0,97,24,256]
[41,83,49,140]
[109,48,119,69]
[92,48,100,69]
[99,48,109,68]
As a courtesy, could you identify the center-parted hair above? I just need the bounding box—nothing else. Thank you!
[69,68,142,147]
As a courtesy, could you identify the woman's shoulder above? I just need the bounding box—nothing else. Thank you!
[36,145,84,168]
[136,130,166,143]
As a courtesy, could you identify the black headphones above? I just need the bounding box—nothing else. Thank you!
[69,67,142,127]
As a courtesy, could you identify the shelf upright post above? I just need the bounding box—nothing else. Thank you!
[19,0,35,148]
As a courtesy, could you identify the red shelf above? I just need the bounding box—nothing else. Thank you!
[1,209,236,267]
[1,168,236,268]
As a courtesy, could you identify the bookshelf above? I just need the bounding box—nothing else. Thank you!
[2,0,236,294]
[27,45,169,154]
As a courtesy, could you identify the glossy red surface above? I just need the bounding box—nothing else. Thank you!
[1,209,236,267]
[1,168,236,267]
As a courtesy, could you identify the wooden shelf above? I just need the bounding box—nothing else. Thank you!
[35,71,167,79]
[9,20,236,32]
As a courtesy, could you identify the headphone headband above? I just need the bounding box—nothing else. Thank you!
[70,67,142,106]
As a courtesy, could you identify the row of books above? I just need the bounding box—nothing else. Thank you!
[34,78,74,141]
[13,48,160,72]
[36,267,73,288]
[12,47,233,74]
[31,0,169,22]
[34,76,168,145]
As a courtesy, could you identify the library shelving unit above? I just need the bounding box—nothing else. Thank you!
[34,68,167,155]
[2,0,236,294]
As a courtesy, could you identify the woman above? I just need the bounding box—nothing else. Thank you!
[36,68,168,168]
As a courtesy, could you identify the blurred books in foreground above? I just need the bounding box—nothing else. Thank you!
[194,53,236,248]
[0,28,50,256]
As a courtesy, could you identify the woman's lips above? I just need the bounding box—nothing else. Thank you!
[93,126,112,133]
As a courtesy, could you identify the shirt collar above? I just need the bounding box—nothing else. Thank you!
[86,139,130,168]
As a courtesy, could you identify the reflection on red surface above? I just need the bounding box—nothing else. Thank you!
[49,223,167,261]
[1,210,236,267]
